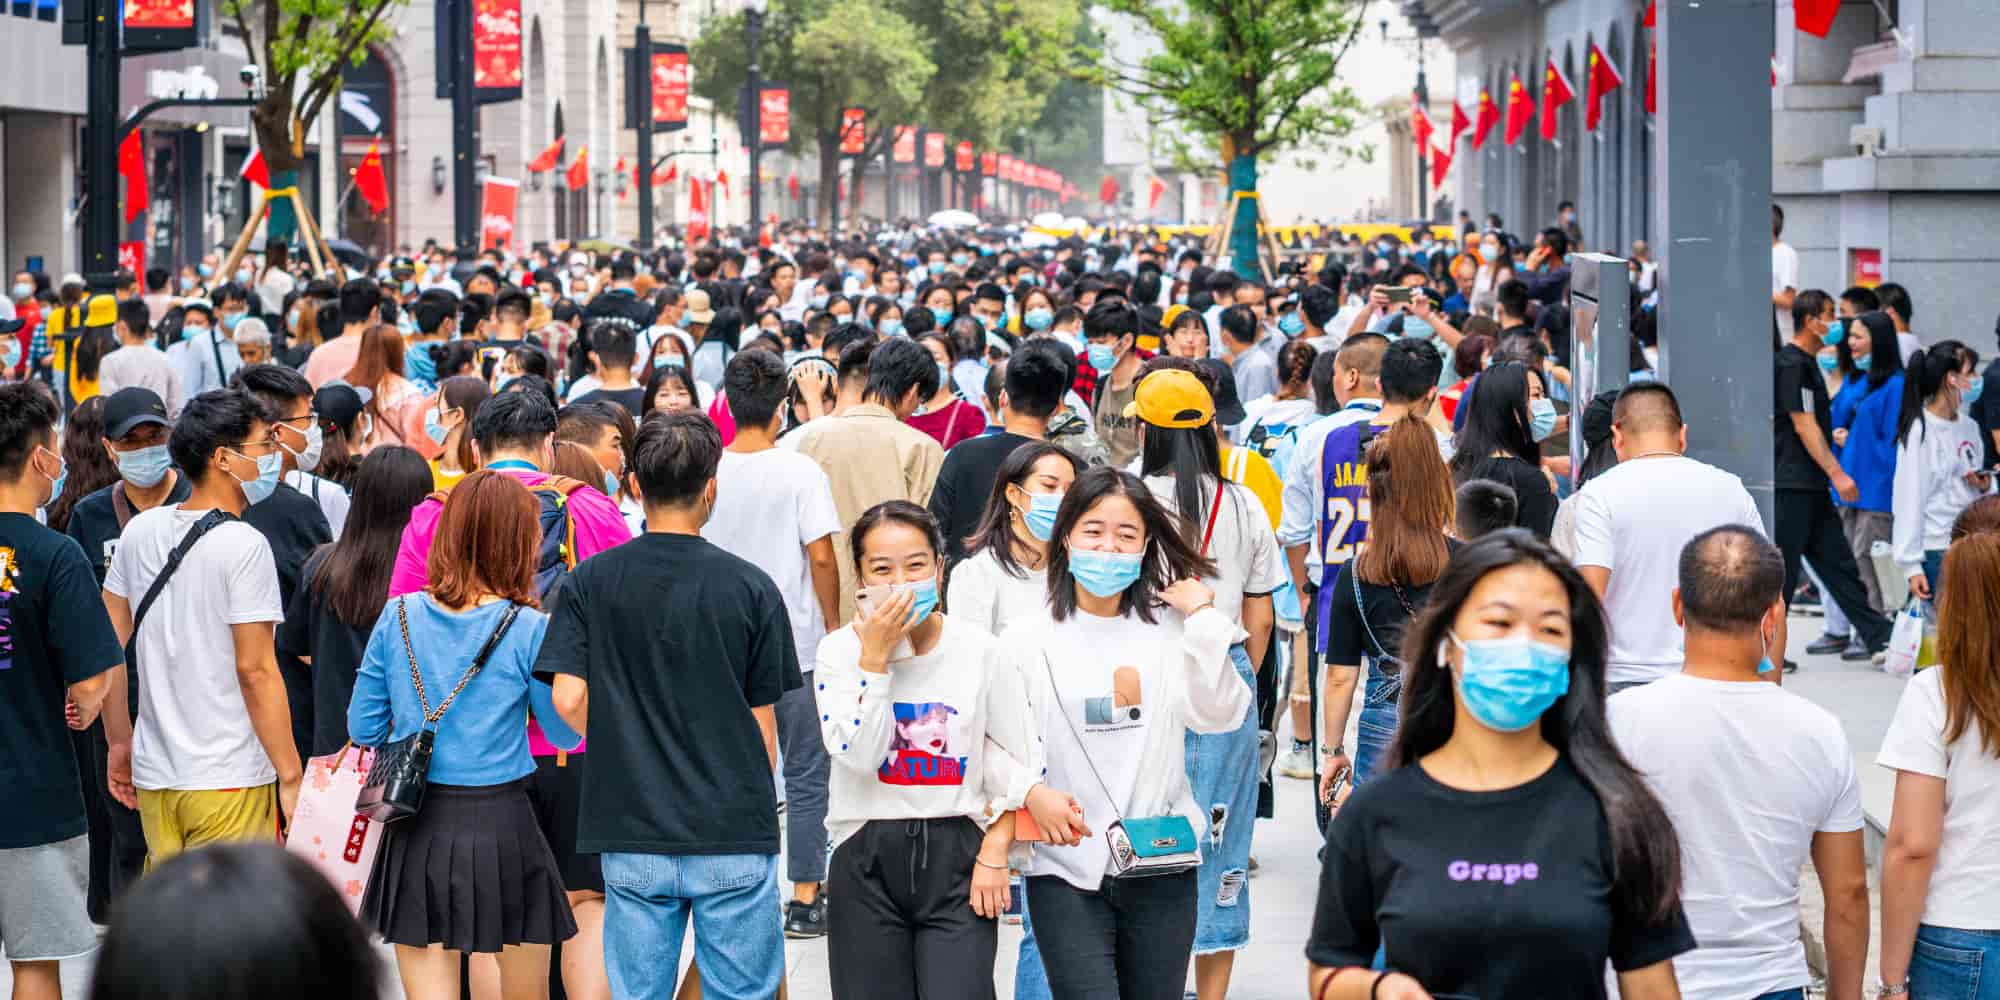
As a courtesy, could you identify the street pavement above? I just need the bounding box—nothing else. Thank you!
[0,611,1915,998]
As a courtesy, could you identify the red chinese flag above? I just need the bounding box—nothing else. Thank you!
[1585,43,1623,131]
[1147,176,1166,211]
[1099,175,1119,205]
[716,169,730,196]
[1430,143,1453,190]
[1645,43,1657,114]
[119,131,148,224]
[240,146,270,189]
[527,137,564,173]
[355,139,390,215]
[565,146,589,191]
[1411,95,1434,150]
[1474,88,1500,149]
[787,174,800,199]
[1450,102,1471,147]
[1644,0,1655,26]
[1796,0,1839,36]
[1503,75,1534,146]
[656,161,677,185]
[688,179,709,241]
[1540,59,1575,142]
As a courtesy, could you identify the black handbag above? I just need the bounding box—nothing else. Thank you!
[355,598,522,823]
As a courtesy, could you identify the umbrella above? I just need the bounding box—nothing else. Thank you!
[1030,212,1066,229]
[575,238,638,256]
[927,209,980,228]
[1019,232,1059,249]
[326,238,370,270]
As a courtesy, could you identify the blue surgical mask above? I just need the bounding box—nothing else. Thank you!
[1404,317,1433,340]
[1446,631,1572,733]
[221,312,243,332]
[116,445,172,489]
[936,361,951,389]
[1069,549,1145,598]
[1529,397,1558,441]
[1278,312,1305,336]
[198,263,215,278]
[9,282,30,301]
[809,293,830,309]
[1024,307,1054,332]
[424,407,454,445]
[1962,374,1985,409]
[1086,342,1116,375]
[929,306,954,327]
[1817,351,1838,374]
[179,276,196,292]
[880,318,904,338]
[231,449,284,506]
[902,577,940,623]
[181,324,209,343]
[1479,244,1501,264]
[1854,353,1873,372]
[39,449,67,504]
[1023,490,1063,541]
[1822,319,1845,347]
[604,470,622,497]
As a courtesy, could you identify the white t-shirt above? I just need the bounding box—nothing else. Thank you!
[1609,674,1863,999]
[1570,455,1765,687]
[284,470,350,539]
[104,505,285,791]
[945,548,1047,637]
[1143,475,1286,626]
[1878,666,2000,929]
[98,344,185,415]
[1772,241,1800,339]
[1232,395,1318,447]
[702,447,843,668]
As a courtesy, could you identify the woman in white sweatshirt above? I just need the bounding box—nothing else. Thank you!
[947,440,1083,634]
[1002,466,1253,1000]
[1893,340,1995,603]
[816,500,1052,1000]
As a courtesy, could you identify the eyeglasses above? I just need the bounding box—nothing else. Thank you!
[273,412,318,429]
[229,435,283,457]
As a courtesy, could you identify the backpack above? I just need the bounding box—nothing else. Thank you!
[427,475,588,600]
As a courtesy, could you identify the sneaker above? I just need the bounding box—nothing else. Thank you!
[783,893,827,940]
[1791,584,1824,614]
[1783,659,1800,674]
[1804,633,1851,656]
[1841,644,1876,662]
[1276,747,1315,780]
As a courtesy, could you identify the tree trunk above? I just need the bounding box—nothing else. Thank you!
[815,129,841,230]
[846,155,868,229]
[250,92,306,241]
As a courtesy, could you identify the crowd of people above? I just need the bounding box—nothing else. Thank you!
[0,206,1995,1000]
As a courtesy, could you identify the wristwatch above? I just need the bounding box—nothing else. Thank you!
[1320,743,1345,759]
[1876,981,1910,997]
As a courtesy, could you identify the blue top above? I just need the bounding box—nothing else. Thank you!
[1828,377,1872,455]
[347,594,579,787]
[1836,372,1903,513]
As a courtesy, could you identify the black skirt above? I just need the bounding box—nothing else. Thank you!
[361,779,578,953]
[527,753,604,894]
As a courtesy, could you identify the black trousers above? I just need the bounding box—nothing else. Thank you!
[88,722,147,917]
[1024,871,1198,1000]
[1775,489,1891,650]
[827,817,996,1000]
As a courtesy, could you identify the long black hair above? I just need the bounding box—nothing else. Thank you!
[1449,361,1540,480]
[1390,529,1683,924]
[1898,339,1977,447]
[305,446,433,629]
[963,440,1084,580]
[1138,417,1229,551]
[1854,311,1904,390]
[1046,467,1217,624]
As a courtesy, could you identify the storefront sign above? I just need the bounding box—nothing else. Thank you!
[126,0,196,51]
[1850,247,1883,288]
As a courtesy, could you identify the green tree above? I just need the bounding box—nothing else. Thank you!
[223,0,408,239]
[1018,0,1368,274]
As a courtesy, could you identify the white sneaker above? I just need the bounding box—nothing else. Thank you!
[1276,747,1315,779]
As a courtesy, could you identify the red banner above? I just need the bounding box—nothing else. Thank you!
[1850,248,1883,288]
[922,131,946,169]
[980,151,998,177]
[125,0,191,29]
[840,108,867,156]
[473,0,523,100]
[758,86,790,148]
[652,48,689,128]
[118,242,146,279]
[480,177,519,252]
[954,141,974,172]
[892,126,917,164]
[997,154,1013,182]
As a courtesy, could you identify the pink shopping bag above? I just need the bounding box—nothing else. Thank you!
[283,745,384,914]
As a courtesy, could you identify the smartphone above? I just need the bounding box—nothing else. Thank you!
[1384,286,1414,305]
[1320,760,1352,807]
[855,585,916,659]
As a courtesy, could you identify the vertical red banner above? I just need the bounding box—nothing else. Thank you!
[922,132,946,169]
[892,126,917,164]
[480,178,520,251]
[980,151,998,176]
[652,47,689,129]
[839,108,867,156]
[954,141,974,172]
[472,0,524,102]
[117,242,146,279]
[758,86,790,149]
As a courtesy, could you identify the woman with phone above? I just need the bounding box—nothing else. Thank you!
[1306,530,1693,1000]
[1001,466,1253,999]
[815,501,1046,1000]
[948,441,1084,635]
[1892,340,1993,601]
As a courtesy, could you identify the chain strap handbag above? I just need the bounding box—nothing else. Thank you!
[355,598,523,823]
[1041,655,1200,879]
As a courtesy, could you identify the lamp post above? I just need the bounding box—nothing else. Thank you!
[451,0,480,250]
[635,0,654,248]
[1381,17,1431,221]
[746,0,765,234]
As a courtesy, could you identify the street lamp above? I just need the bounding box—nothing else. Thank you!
[746,0,766,234]
[1381,16,1433,221]
[431,156,448,195]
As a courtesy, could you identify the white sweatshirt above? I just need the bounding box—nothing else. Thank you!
[945,547,1048,636]
[1892,410,1994,578]
[998,605,1250,890]
[816,615,1039,853]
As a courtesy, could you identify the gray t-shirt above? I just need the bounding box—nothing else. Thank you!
[1230,348,1280,413]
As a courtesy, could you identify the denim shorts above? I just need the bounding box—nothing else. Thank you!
[1350,659,1401,785]
[1183,644,1260,953]
[1910,924,2000,1000]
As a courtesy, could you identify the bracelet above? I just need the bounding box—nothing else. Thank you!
[1876,982,1909,998]
[1315,966,1364,1000]
[1370,971,1392,1000]
[1320,743,1345,758]
[973,856,1009,871]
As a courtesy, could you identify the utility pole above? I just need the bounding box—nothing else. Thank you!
[1415,39,1429,221]
[746,4,764,235]
[635,0,654,249]
[83,0,123,290]
[450,0,480,251]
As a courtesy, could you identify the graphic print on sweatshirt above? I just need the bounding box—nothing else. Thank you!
[878,701,968,786]
[1082,666,1144,732]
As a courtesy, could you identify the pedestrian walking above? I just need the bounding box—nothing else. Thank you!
[1832,312,1908,618]
[929,340,1072,567]
[1893,341,1993,602]
[1448,361,1559,537]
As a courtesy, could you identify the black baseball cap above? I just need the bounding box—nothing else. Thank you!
[313,382,371,434]
[104,387,171,439]
[1194,358,1247,427]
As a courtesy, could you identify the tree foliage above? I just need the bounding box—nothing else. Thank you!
[223,0,408,173]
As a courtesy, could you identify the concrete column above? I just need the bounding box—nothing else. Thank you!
[1654,0,1777,529]
[5,114,80,273]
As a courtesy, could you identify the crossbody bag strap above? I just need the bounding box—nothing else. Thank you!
[1352,567,1391,662]
[398,598,523,727]
[207,327,229,388]
[129,509,236,654]
[1199,477,1227,557]
[1041,652,1125,825]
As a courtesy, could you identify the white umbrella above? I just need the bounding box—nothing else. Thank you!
[928,209,980,228]
[1019,231,1059,248]
[1030,212,1066,229]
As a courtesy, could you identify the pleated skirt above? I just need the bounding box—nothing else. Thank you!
[360,779,578,953]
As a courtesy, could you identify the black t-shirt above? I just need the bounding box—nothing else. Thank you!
[1453,456,1557,538]
[928,431,1039,565]
[0,513,124,849]
[570,386,646,421]
[275,548,375,757]
[583,289,655,330]
[1322,543,1455,670]
[1975,356,2000,468]
[1309,756,1695,997]
[65,475,195,583]
[241,483,334,761]
[533,532,801,855]
[1775,343,1832,491]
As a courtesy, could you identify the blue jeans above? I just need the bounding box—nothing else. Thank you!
[1911,924,2000,1000]
[1924,548,1947,601]
[1351,659,1401,785]
[600,852,784,1000]
[1014,899,1052,1000]
[1183,644,1260,953]
[1754,990,1805,1000]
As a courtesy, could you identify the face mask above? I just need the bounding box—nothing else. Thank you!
[929,306,954,327]
[809,293,830,309]
[880,318,904,338]
[293,421,326,471]
[1023,490,1063,542]
[229,449,284,505]
[1529,397,1558,441]
[221,312,243,332]
[1404,317,1434,340]
[1,339,21,370]
[899,577,941,624]
[425,407,455,445]
[182,324,210,343]
[1278,312,1305,336]
[1817,351,1838,374]
[1821,319,1844,347]
[9,282,30,301]
[287,307,301,330]
[37,448,67,504]
[1445,631,1572,733]
[1479,245,1501,264]
[657,353,686,369]
[935,361,951,388]
[1086,342,1117,375]
[198,263,215,278]
[179,276,196,292]
[1024,307,1054,332]
[237,268,254,284]
[1854,353,1873,373]
[1962,374,1985,409]
[115,444,171,488]
[494,373,518,393]
[604,470,622,497]
[1069,548,1145,598]
[951,254,971,267]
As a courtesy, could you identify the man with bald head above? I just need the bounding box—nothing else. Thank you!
[1571,382,1769,693]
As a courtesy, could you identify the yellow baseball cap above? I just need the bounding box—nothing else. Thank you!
[1123,368,1215,428]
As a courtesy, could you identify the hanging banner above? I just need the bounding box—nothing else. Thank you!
[480,177,520,251]
[124,0,196,51]
[653,46,690,129]
[472,0,523,104]
[980,151,998,176]
[997,154,1013,182]
[839,108,867,156]
[922,131,946,169]
[758,85,790,149]
[955,141,974,172]
[118,241,146,279]
[892,126,917,164]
